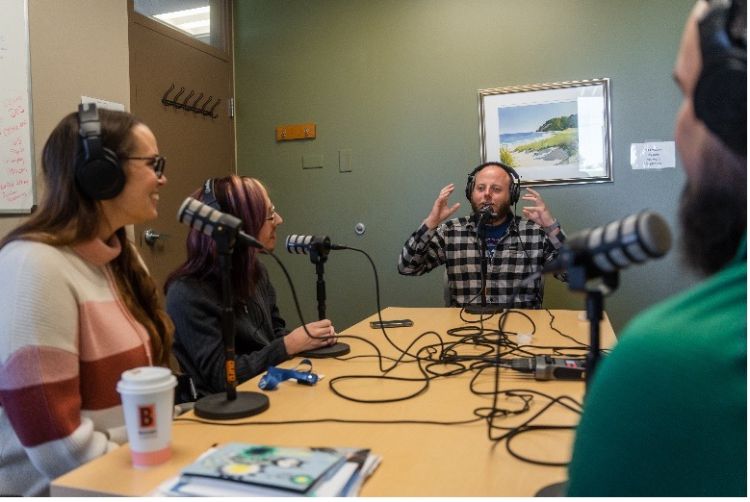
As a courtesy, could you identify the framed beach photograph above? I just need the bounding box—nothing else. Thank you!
[478,78,613,186]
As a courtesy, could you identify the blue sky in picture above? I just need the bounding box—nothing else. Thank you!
[498,100,577,134]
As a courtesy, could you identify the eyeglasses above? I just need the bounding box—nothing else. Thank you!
[266,206,277,221]
[122,155,166,179]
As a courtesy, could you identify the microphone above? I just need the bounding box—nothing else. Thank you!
[177,197,264,249]
[285,234,345,255]
[543,210,671,276]
[477,204,498,221]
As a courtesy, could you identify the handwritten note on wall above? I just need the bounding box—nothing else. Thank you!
[0,0,35,213]
[630,141,676,170]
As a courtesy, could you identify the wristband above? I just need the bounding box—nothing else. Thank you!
[544,220,561,233]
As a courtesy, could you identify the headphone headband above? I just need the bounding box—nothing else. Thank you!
[203,177,220,209]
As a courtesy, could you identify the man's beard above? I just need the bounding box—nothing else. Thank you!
[678,158,746,277]
[472,200,512,225]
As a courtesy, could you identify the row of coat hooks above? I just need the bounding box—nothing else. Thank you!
[161,83,221,118]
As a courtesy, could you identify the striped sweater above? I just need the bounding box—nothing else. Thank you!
[0,238,153,496]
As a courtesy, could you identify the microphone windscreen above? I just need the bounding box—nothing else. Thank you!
[177,196,243,238]
[545,210,672,277]
[286,234,312,254]
[178,197,211,236]
[588,211,671,274]
[478,204,498,219]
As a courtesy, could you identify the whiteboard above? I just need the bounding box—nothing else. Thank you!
[0,0,35,213]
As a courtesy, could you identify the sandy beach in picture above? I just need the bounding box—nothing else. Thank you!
[497,101,579,171]
[500,129,579,169]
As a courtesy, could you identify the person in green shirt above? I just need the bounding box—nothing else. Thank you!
[567,0,746,496]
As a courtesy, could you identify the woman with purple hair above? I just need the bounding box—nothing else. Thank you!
[165,175,337,398]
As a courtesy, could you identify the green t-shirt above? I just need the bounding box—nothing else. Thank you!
[567,236,747,496]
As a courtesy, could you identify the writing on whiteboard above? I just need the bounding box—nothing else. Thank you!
[0,94,31,204]
[0,0,36,211]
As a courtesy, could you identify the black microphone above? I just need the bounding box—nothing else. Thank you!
[477,204,498,221]
[177,197,264,249]
[543,210,671,276]
[285,234,345,255]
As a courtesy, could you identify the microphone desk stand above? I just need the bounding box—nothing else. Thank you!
[193,229,269,420]
[299,242,350,358]
[466,216,503,315]
[565,260,619,390]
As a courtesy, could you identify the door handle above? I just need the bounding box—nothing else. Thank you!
[143,228,167,246]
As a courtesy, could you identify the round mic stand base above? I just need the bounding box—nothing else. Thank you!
[194,391,270,420]
[534,480,567,496]
[300,342,351,358]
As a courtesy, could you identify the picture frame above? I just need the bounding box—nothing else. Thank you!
[478,78,613,186]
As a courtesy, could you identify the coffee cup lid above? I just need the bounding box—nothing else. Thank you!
[117,366,176,394]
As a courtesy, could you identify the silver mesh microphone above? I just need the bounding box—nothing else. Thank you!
[544,210,672,275]
[285,234,344,255]
[177,197,263,249]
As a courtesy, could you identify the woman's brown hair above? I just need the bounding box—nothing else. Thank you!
[0,109,172,366]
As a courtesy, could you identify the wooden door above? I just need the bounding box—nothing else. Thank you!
[128,0,235,291]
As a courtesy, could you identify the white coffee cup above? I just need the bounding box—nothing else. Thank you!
[117,366,177,467]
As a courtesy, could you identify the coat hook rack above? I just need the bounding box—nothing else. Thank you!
[161,83,221,118]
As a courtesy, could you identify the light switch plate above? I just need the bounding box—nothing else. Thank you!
[302,154,324,169]
[338,149,352,172]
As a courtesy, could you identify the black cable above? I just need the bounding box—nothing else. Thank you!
[488,389,583,467]
[268,249,426,376]
[510,201,543,308]
[174,415,484,427]
[268,243,593,468]
[544,309,589,348]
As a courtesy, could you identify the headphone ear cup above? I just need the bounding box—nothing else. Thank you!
[465,175,474,201]
[509,180,519,205]
[76,146,125,200]
[76,102,126,200]
[694,60,747,155]
[693,1,747,156]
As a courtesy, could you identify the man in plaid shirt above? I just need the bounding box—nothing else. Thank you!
[398,162,566,309]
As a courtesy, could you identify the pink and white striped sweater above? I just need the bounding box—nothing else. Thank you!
[0,238,153,496]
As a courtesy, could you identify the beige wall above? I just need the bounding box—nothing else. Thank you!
[0,0,130,237]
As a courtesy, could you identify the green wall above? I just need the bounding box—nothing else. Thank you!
[233,0,698,334]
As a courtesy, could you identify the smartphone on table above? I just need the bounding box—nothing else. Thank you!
[369,319,414,329]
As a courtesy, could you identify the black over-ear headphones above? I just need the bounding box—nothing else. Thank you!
[465,161,521,205]
[203,177,220,209]
[694,0,747,155]
[75,102,125,200]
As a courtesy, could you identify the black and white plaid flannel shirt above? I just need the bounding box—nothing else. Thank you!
[397,215,565,308]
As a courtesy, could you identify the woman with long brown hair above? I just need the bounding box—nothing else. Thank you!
[0,104,172,496]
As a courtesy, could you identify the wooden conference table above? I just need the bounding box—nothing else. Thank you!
[51,307,616,497]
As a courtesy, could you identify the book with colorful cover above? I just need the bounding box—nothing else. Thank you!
[180,443,345,494]
[153,443,381,497]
